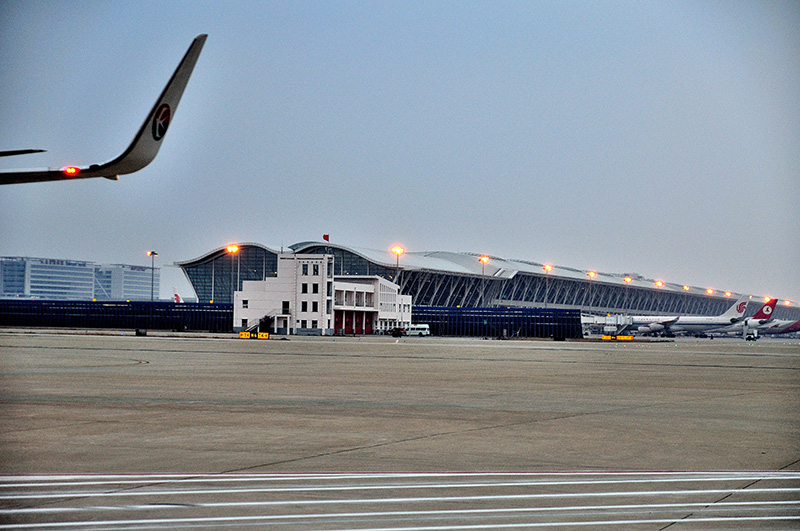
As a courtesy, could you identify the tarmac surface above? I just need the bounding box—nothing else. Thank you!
[1,330,799,528]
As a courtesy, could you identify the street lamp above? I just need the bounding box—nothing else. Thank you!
[681,285,691,313]
[390,245,405,328]
[479,255,489,307]
[146,251,158,301]
[543,264,553,309]
[623,276,632,315]
[226,244,239,303]
[391,245,404,268]
[586,271,596,312]
[391,246,404,282]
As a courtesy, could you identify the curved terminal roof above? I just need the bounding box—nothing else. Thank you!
[290,241,744,300]
[174,241,795,317]
[175,242,278,266]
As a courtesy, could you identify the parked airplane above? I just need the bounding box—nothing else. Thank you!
[761,318,800,336]
[0,34,207,185]
[711,297,779,337]
[627,294,749,336]
[741,297,778,329]
[172,287,184,304]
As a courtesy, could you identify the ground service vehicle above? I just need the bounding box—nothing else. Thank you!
[407,324,430,336]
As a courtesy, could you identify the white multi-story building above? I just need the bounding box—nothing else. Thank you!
[234,253,411,335]
[334,276,411,335]
[94,264,157,300]
[0,256,159,301]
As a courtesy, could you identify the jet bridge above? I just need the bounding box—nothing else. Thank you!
[582,313,632,336]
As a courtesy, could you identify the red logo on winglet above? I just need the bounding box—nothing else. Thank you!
[152,103,171,141]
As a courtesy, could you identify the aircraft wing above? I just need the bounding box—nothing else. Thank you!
[0,34,207,185]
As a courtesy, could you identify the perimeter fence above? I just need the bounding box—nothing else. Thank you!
[0,300,233,332]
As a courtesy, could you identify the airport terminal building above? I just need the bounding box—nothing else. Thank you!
[177,241,798,336]
[178,242,750,314]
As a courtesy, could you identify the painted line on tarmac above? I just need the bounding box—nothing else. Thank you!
[2,484,798,501]
[3,498,799,516]
[1,515,799,530]
[0,471,800,499]
[1,472,799,490]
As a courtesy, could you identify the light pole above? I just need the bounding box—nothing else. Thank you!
[391,246,404,328]
[391,245,404,269]
[147,251,158,301]
[682,284,690,313]
[226,245,239,303]
[479,255,489,307]
[586,270,596,312]
[623,276,632,314]
[543,264,553,309]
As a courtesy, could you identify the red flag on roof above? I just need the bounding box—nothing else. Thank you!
[323,234,330,241]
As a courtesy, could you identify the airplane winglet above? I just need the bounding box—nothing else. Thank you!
[0,149,47,158]
[88,33,208,179]
[0,34,207,185]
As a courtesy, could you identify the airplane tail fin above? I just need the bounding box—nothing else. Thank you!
[721,294,750,320]
[173,287,184,304]
[751,298,778,321]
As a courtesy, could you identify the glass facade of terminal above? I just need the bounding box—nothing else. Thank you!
[296,245,733,316]
[182,245,278,304]
[300,245,398,280]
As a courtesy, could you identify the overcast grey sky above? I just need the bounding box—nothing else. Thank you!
[1,1,797,303]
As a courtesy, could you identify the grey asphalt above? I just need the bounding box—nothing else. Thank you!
[1,331,798,528]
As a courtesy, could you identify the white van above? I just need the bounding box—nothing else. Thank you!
[407,324,430,337]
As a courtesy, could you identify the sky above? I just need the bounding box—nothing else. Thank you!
[0,1,798,303]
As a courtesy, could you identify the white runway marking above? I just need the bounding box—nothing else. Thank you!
[1,472,798,530]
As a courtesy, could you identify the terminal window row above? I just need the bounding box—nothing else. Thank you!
[301,264,321,276]
[301,283,320,294]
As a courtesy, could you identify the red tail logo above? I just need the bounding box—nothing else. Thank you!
[736,302,747,313]
[755,299,777,319]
